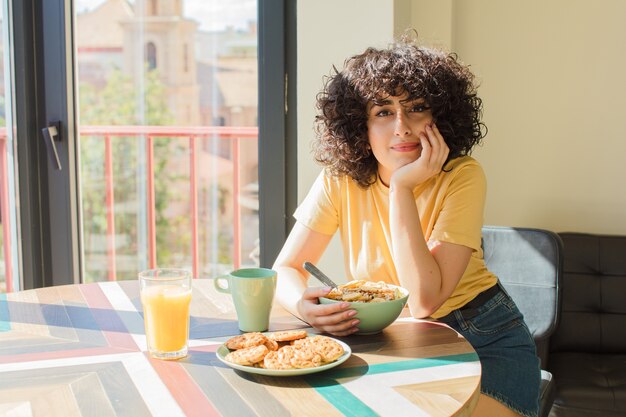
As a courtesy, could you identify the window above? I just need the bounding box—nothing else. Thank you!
[4,0,295,290]
[183,43,189,73]
[145,42,157,70]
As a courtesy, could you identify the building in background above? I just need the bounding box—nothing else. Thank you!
[76,0,257,128]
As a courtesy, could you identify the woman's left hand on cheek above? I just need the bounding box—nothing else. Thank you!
[422,124,450,171]
[392,124,450,189]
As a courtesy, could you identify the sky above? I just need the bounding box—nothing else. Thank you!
[75,0,256,32]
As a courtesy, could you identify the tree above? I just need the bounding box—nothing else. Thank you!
[79,67,185,281]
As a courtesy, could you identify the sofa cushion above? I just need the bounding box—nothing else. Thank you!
[551,233,626,353]
[550,404,626,417]
[549,232,626,416]
[549,351,626,415]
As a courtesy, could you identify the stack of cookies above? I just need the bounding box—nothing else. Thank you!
[223,330,345,370]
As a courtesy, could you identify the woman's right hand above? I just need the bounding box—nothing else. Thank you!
[391,123,449,190]
[297,287,360,336]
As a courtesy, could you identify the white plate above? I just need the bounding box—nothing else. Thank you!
[216,335,351,377]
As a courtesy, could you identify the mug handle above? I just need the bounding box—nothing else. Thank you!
[214,275,231,294]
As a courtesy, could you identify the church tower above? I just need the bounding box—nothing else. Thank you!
[122,0,200,125]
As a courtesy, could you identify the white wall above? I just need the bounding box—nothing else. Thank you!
[412,0,626,235]
[296,1,626,279]
[297,0,396,279]
[297,0,396,199]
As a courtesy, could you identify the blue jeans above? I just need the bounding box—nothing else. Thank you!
[439,282,541,417]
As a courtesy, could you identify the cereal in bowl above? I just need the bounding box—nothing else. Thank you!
[325,280,403,303]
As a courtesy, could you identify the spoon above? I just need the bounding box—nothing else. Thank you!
[303,261,339,290]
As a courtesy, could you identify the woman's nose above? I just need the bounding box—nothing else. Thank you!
[394,113,412,137]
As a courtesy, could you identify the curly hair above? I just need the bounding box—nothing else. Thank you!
[313,38,486,188]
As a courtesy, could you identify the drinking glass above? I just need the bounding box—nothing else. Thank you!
[139,268,192,360]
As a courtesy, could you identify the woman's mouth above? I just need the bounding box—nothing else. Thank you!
[391,142,421,152]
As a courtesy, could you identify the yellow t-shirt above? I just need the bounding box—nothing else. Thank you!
[293,155,497,318]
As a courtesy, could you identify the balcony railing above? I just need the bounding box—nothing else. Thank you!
[0,125,258,292]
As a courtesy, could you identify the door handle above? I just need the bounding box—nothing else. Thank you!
[41,121,62,170]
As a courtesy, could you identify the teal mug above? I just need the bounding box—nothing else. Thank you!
[214,268,277,332]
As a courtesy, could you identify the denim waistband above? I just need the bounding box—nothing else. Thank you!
[439,284,502,322]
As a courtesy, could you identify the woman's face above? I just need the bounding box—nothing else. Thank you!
[366,94,434,186]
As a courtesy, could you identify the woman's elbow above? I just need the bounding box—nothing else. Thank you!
[407,301,438,319]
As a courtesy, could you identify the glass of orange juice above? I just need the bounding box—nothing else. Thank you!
[139,268,192,360]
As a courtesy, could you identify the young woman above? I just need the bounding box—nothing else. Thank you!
[272,38,541,417]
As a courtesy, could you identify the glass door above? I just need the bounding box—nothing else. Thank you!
[1,0,21,292]
[74,0,260,281]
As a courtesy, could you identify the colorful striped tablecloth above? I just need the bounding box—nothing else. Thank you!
[0,280,481,417]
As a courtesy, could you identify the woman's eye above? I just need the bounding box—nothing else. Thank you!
[410,104,429,113]
[375,109,392,117]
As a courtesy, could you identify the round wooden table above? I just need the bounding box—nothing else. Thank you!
[0,280,481,417]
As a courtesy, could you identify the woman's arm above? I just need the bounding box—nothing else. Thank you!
[273,222,331,317]
[272,222,360,336]
[389,184,472,317]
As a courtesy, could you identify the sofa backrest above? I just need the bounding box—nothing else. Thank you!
[482,226,563,368]
[550,232,626,354]
[482,226,563,340]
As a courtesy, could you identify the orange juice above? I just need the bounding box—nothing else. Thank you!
[141,285,192,356]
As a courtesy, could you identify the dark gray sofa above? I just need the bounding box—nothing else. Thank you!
[548,232,626,417]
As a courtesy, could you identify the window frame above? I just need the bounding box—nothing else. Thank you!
[258,0,297,268]
[11,0,81,289]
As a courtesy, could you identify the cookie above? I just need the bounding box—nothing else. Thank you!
[264,337,279,351]
[289,345,323,369]
[293,335,345,363]
[225,332,268,350]
[224,344,269,366]
[264,347,295,370]
[268,330,308,342]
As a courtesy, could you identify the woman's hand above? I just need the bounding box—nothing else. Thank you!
[391,123,449,190]
[297,287,360,336]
